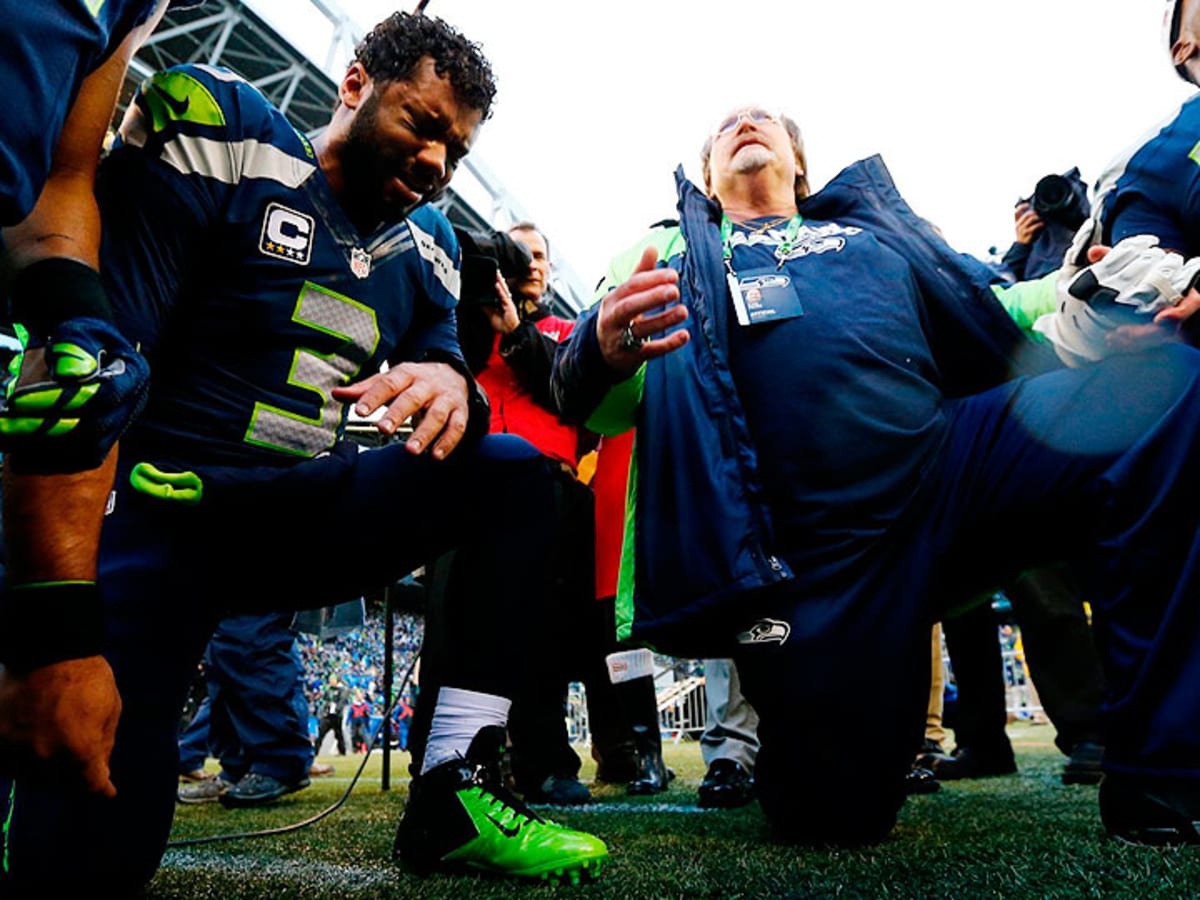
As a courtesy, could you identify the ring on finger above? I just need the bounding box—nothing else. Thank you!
[620,322,646,352]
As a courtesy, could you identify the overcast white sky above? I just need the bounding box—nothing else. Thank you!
[248,0,1193,298]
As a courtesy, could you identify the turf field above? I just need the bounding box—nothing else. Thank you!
[149,722,1200,898]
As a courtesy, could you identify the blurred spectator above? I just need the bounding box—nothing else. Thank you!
[588,430,672,795]
[176,612,316,808]
[920,567,1106,786]
[314,675,348,756]
[349,691,373,754]
[698,659,758,808]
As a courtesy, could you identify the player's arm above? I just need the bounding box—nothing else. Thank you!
[3,7,165,268]
[0,3,171,800]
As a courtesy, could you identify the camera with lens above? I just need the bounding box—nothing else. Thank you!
[1021,169,1089,232]
[454,226,533,308]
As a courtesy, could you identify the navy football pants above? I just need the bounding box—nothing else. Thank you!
[0,434,554,890]
[731,345,1200,842]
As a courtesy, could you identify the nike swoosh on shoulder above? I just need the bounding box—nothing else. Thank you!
[151,85,191,117]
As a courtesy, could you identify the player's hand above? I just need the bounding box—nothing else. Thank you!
[484,271,520,335]
[1067,236,1200,314]
[1068,241,1200,356]
[334,361,469,459]
[0,656,120,796]
[597,247,688,375]
[0,317,150,473]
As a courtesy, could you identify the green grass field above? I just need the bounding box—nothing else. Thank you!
[148,722,1200,898]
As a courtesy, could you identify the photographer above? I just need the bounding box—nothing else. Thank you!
[456,223,581,466]
[998,168,1090,282]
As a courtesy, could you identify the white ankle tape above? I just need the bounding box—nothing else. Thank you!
[422,687,510,774]
[606,648,654,684]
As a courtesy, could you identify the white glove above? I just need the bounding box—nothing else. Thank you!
[1066,234,1200,313]
[1035,235,1200,363]
[1059,216,1101,278]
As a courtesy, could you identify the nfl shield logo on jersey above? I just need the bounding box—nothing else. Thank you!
[259,203,314,265]
[350,247,372,279]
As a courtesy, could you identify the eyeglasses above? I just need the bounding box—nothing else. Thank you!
[713,108,778,138]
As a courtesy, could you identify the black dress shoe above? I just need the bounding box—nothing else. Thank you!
[1100,773,1200,845]
[698,759,755,809]
[905,765,941,795]
[1061,741,1104,786]
[627,724,673,795]
[922,745,1017,781]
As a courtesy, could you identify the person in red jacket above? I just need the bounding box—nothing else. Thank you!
[475,222,580,468]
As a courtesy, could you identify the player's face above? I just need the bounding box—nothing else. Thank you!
[508,228,549,303]
[342,56,483,226]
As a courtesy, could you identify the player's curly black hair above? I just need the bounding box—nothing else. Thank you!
[355,13,496,121]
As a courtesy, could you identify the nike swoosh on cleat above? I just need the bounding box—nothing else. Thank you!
[485,814,522,838]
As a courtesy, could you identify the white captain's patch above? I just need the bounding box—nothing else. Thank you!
[407,218,462,298]
[259,202,314,265]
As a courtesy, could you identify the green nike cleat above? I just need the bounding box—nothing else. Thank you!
[394,726,608,883]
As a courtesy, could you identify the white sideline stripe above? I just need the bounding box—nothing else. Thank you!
[162,851,396,888]
[531,802,721,815]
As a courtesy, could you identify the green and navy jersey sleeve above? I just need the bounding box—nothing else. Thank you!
[387,204,466,367]
[1097,95,1200,258]
[99,64,318,359]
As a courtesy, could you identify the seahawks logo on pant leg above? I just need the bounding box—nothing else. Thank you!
[736,618,791,645]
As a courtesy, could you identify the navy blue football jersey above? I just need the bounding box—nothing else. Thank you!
[97,64,465,469]
[0,0,161,225]
[1096,94,1200,258]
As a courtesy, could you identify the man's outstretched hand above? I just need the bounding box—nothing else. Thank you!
[0,655,120,796]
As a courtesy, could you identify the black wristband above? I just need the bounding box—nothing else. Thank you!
[417,349,492,443]
[9,257,114,333]
[0,582,105,673]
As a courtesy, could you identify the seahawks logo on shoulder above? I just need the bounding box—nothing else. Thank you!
[736,618,791,645]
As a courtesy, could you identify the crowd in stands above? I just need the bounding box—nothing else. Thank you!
[298,610,423,752]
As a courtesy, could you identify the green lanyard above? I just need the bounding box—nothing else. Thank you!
[720,213,804,270]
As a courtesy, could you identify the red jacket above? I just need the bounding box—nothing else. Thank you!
[476,311,579,469]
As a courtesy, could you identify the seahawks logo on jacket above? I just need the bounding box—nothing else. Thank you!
[729,221,862,262]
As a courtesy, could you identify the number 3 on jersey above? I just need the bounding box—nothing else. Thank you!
[245,281,380,457]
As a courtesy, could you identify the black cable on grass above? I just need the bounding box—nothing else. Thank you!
[165,647,420,848]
